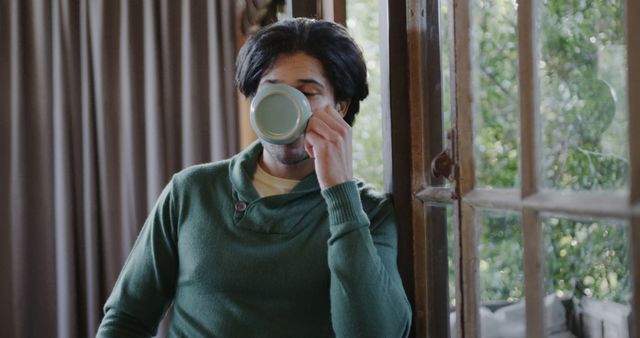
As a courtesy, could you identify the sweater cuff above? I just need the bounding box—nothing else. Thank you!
[321,181,368,226]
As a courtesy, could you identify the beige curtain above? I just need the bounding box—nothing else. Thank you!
[0,0,239,337]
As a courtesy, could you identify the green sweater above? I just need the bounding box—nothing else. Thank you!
[96,142,412,338]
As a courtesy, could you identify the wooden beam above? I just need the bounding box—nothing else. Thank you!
[461,189,631,218]
[450,3,475,197]
[406,0,429,333]
[419,188,634,218]
[522,208,544,338]
[517,0,544,334]
[449,0,478,334]
[456,202,479,338]
[523,190,630,218]
[406,0,449,336]
[518,0,540,198]
[380,0,415,336]
[632,217,640,338]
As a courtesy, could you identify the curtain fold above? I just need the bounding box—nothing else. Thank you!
[0,0,239,337]
[0,0,13,336]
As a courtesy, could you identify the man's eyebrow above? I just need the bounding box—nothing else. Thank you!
[263,78,325,88]
[297,79,325,88]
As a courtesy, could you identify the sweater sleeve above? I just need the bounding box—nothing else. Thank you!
[321,181,412,338]
[96,180,179,338]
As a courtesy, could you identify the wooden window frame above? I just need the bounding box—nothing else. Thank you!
[381,0,450,336]
[382,0,640,337]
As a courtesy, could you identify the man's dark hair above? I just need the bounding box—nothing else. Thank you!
[235,18,369,126]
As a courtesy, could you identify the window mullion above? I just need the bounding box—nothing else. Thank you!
[455,203,478,337]
[450,0,477,335]
[517,0,540,197]
[626,0,640,334]
[517,0,544,336]
[522,209,544,338]
[405,0,452,336]
[633,217,640,338]
[451,4,475,197]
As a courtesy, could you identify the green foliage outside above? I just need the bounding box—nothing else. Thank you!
[544,217,630,304]
[478,211,526,302]
[473,212,630,305]
[462,0,631,305]
[472,0,521,189]
[539,0,629,191]
[347,0,384,191]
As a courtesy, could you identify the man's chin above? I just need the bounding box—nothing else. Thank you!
[278,152,310,165]
[261,140,310,165]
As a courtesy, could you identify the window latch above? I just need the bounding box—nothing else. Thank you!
[431,129,457,182]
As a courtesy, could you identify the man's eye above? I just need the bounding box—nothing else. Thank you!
[302,92,317,97]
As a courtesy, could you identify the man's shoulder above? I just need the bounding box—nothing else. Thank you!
[171,158,232,188]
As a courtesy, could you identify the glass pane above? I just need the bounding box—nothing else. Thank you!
[347,0,384,191]
[478,209,525,338]
[472,0,520,188]
[422,204,454,336]
[478,210,524,303]
[445,205,455,309]
[439,0,452,188]
[450,209,525,337]
[440,0,452,145]
[543,215,631,337]
[539,1,629,191]
[438,0,452,187]
[441,204,455,337]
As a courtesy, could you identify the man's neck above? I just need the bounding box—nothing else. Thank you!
[259,154,315,181]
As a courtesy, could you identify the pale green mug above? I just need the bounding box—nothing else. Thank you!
[250,84,312,144]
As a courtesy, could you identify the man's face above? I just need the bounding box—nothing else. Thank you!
[256,52,337,165]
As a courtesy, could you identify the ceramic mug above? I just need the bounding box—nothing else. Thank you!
[250,84,312,144]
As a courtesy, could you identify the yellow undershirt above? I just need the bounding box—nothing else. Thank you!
[252,164,301,197]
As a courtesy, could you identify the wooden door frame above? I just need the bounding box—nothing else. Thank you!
[381,0,450,337]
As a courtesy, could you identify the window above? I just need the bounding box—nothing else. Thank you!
[383,0,640,337]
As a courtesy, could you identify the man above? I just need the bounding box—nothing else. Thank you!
[96,18,412,338]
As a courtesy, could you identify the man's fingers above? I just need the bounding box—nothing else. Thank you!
[302,105,354,190]
[310,106,351,139]
[304,139,315,158]
[314,105,347,126]
[304,131,327,158]
[306,116,341,142]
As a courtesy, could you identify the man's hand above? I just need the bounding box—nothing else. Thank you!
[304,105,353,190]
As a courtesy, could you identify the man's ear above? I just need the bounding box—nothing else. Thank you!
[335,99,351,117]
